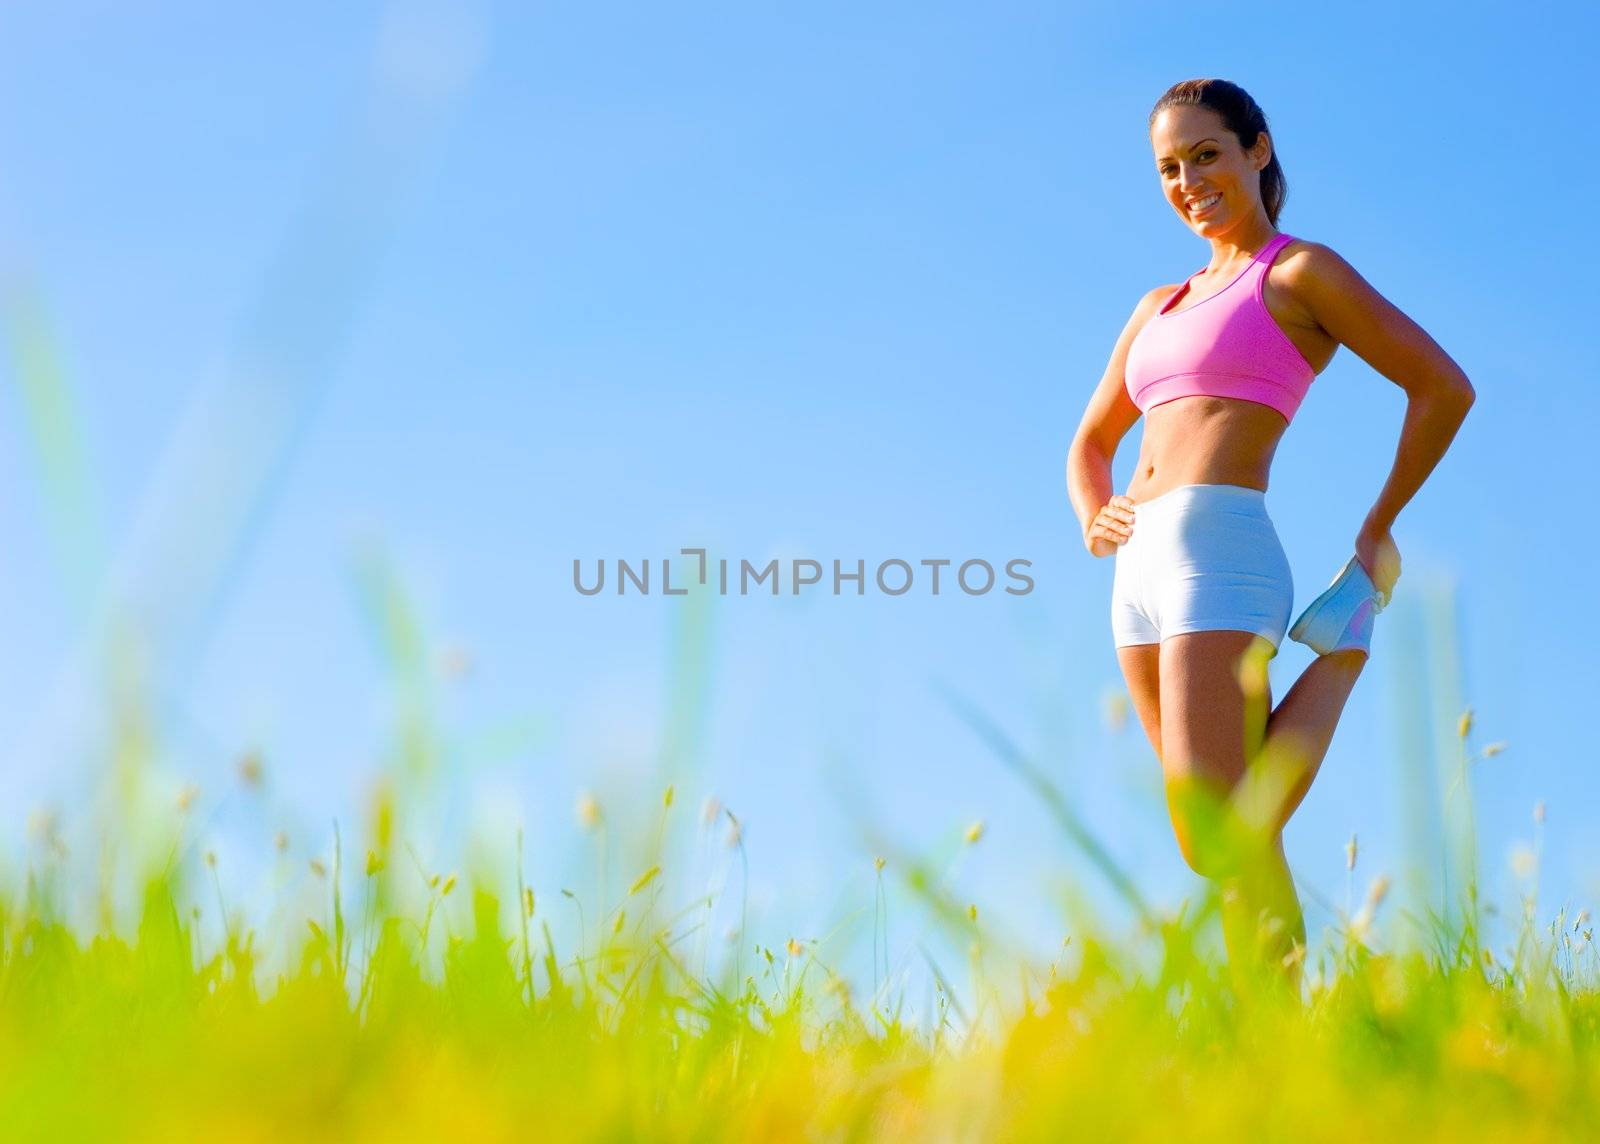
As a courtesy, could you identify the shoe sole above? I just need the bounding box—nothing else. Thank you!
[1288,557,1371,652]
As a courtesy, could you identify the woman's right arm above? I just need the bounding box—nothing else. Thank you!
[1066,288,1165,555]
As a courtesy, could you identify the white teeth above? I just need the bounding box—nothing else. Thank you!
[1189,193,1221,212]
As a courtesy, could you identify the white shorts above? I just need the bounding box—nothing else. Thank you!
[1110,483,1294,653]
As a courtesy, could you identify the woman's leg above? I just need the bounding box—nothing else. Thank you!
[1156,636,1366,984]
[1252,649,1368,835]
[1120,639,1300,980]
[1159,629,1305,979]
[1115,643,1163,759]
[1219,834,1305,993]
[1124,486,1361,982]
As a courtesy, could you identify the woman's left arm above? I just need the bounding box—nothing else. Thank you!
[1296,244,1476,596]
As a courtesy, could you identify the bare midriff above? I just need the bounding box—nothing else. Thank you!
[1122,396,1288,503]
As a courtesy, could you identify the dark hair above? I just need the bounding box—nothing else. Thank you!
[1149,79,1287,228]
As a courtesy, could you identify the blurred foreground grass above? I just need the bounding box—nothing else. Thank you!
[2,770,1597,1142]
[0,521,1588,1139]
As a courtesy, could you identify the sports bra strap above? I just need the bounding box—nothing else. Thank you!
[1255,232,1294,265]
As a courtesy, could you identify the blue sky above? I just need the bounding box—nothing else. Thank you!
[0,2,1594,989]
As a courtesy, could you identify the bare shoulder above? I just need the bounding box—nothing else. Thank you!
[1268,236,1475,401]
[1134,282,1180,322]
[1276,234,1329,260]
[1270,236,1408,323]
[1263,237,1361,327]
[1269,236,1364,295]
[1104,284,1180,342]
[1143,282,1182,309]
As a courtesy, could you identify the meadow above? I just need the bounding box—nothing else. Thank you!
[6,6,1598,1137]
[2,687,1595,1143]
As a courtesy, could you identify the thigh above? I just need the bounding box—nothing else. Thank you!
[1158,629,1271,791]
[1115,643,1162,758]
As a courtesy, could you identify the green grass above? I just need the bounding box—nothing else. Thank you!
[2,746,1596,1142]
[0,514,1584,1139]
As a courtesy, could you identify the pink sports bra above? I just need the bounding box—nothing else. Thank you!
[1124,231,1317,424]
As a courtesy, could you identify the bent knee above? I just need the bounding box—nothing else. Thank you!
[1170,808,1277,881]
[1172,824,1235,881]
[1165,778,1251,880]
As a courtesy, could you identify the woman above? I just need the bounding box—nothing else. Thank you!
[1066,78,1475,985]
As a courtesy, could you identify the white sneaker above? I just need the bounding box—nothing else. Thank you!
[1287,555,1388,656]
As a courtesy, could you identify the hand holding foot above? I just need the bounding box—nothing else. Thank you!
[1287,525,1400,657]
[1354,520,1401,608]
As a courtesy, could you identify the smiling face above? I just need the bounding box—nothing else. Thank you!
[1150,104,1272,237]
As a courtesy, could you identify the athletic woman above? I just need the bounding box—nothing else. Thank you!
[1066,78,1475,985]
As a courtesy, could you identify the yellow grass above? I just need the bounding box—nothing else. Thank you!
[2,759,1596,1142]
